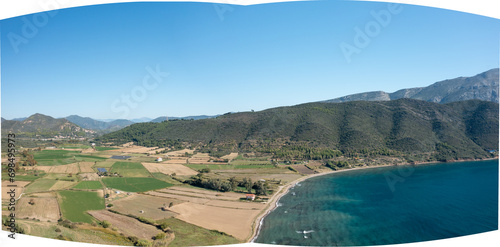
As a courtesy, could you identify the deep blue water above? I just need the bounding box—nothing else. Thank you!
[254,160,498,246]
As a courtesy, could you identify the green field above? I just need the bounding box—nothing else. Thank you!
[95,146,118,151]
[33,150,107,166]
[102,177,173,192]
[74,154,108,162]
[24,179,58,193]
[58,190,105,223]
[61,145,90,149]
[11,171,46,181]
[157,218,240,247]
[34,150,80,166]
[110,162,151,177]
[34,150,80,159]
[73,181,103,190]
[95,161,115,168]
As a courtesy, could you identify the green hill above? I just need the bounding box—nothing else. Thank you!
[1,113,94,138]
[98,99,498,161]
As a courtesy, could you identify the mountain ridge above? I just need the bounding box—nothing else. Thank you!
[323,68,499,104]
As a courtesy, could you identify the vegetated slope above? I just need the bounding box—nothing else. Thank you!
[1,113,93,138]
[150,115,219,122]
[324,68,499,103]
[65,115,134,132]
[98,99,498,161]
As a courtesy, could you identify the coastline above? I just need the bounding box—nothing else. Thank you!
[247,163,395,242]
[247,157,499,242]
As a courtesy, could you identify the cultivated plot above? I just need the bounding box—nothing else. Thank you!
[102,177,173,192]
[17,192,61,222]
[73,181,103,190]
[170,202,261,240]
[88,210,161,239]
[111,194,180,220]
[58,190,105,223]
[142,163,198,176]
[110,162,151,177]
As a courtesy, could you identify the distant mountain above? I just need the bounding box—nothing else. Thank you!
[12,117,28,121]
[99,99,498,162]
[323,68,499,104]
[150,115,218,123]
[1,113,93,138]
[64,115,134,132]
[131,117,153,123]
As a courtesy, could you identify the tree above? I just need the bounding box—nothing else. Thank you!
[101,220,111,228]
[243,178,253,193]
[229,177,238,191]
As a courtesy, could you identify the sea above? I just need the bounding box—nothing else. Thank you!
[254,160,498,246]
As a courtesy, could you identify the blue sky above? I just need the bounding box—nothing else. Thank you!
[1,0,499,120]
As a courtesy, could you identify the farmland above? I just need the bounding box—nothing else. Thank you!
[34,149,108,166]
[102,177,173,192]
[159,218,240,247]
[110,162,151,177]
[15,219,132,245]
[58,190,105,223]
[142,162,198,176]
[35,162,94,173]
[73,181,103,190]
[34,150,80,166]
[4,143,327,245]
[16,193,61,222]
[88,210,161,240]
[24,179,58,193]
[95,146,118,151]
[110,194,180,220]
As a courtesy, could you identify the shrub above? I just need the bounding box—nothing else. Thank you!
[101,220,111,228]
[154,232,166,240]
[159,222,169,231]
[135,239,152,247]
[128,236,138,243]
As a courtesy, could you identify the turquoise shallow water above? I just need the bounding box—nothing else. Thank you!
[255,160,498,246]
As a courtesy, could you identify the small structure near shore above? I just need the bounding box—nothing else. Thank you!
[245,194,256,201]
